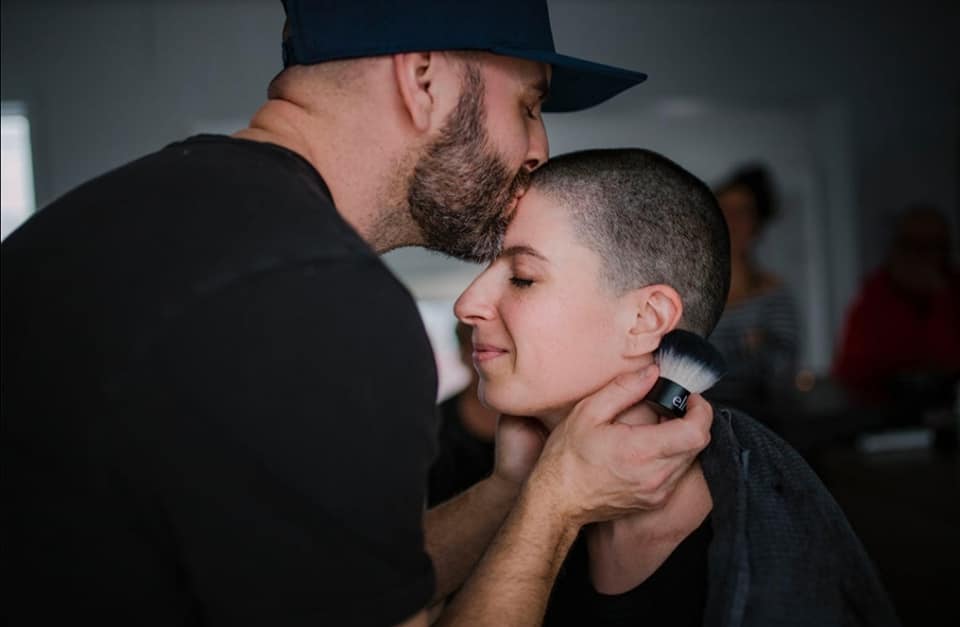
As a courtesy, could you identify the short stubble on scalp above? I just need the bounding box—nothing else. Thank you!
[530,148,731,337]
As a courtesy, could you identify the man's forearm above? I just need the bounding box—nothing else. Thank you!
[424,475,520,602]
[435,477,579,626]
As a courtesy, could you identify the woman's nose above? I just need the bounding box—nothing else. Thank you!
[454,273,497,325]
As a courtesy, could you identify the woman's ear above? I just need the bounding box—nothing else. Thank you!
[392,51,446,132]
[624,284,683,356]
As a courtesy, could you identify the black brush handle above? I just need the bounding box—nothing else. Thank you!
[644,377,689,418]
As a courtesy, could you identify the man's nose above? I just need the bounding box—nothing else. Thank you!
[522,118,549,173]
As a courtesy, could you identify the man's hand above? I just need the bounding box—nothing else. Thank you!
[528,364,713,527]
[491,415,549,489]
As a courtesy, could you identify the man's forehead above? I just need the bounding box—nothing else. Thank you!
[530,65,552,99]
[479,52,551,87]
[515,57,551,88]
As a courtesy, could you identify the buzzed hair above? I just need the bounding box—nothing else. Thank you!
[530,148,731,337]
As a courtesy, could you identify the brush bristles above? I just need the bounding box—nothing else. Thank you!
[654,330,727,394]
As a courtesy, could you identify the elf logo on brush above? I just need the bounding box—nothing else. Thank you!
[672,394,688,412]
[645,329,727,418]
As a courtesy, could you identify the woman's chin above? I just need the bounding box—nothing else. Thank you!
[478,383,577,430]
[477,383,514,414]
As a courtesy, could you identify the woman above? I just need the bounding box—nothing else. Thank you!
[453,149,898,627]
[708,165,799,414]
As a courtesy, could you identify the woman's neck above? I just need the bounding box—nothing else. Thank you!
[456,384,500,442]
[585,461,713,595]
[528,357,711,594]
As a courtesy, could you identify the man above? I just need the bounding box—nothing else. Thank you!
[1,2,713,625]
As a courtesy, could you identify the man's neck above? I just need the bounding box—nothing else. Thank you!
[234,98,420,254]
[585,461,713,595]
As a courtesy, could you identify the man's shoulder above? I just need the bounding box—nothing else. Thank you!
[9,133,379,291]
[9,134,350,252]
[2,133,411,369]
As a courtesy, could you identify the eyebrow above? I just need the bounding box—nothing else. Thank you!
[530,79,550,104]
[501,245,549,262]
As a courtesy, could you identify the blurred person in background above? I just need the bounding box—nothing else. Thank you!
[705,164,800,417]
[428,321,501,506]
[832,205,960,421]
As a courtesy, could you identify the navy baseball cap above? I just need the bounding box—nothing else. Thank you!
[280,0,647,113]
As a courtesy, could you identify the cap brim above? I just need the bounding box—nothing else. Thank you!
[491,48,647,113]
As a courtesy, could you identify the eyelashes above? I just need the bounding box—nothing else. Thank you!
[510,277,534,289]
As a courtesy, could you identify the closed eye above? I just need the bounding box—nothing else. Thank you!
[510,277,534,288]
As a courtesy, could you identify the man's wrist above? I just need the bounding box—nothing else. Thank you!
[521,462,585,536]
[434,475,580,627]
[512,477,583,563]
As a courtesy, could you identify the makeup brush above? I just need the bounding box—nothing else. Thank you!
[645,329,727,418]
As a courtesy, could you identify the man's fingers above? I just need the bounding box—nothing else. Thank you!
[617,396,712,459]
[577,365,660,426]
[650,397,713,458]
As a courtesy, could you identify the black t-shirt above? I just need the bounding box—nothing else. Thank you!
[1,135,438,626]
[544,517,712,627]
[426,393,496,506]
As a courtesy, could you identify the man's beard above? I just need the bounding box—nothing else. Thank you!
[407,65,531,263]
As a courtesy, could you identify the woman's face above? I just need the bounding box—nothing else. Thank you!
[717,185,759,257]
[454,188,644,427]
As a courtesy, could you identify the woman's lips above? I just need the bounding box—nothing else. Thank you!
[472,344,508,364]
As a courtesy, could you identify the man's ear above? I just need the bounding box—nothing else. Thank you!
[393,51,445,132]
[624,284,683,356]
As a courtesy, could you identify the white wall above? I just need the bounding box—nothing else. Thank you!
[3,0,958,373]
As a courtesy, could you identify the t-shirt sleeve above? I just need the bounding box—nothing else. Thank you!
[118,257,438,626]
